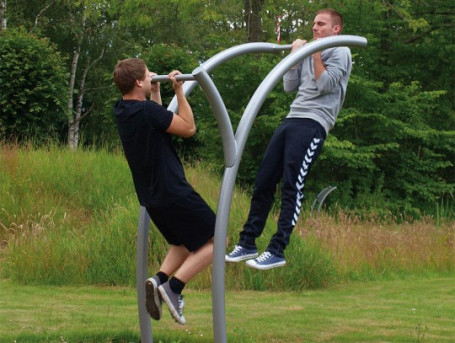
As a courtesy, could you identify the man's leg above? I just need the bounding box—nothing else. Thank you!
[160,245,191,277]
[246,120,326,270]
[226,124,287,262]
[237,123,287,249]
[145,244,189,321]
[158,239,213,324]
[267,119,326,258]
[147,192,215,324]
[173,238,213,283]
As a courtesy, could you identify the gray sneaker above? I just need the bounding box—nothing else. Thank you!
[145,276,162,320]
[246,251,286,270]
[158,282,186,325]
[225,245,258,262]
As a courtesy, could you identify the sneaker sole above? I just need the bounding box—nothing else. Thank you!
[145,278,161,320]
[225,252,258,262]
[158,285,186,325]
[245,259,286,270]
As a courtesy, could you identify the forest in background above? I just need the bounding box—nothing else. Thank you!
[0,0,454,219]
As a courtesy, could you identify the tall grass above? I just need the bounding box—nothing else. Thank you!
[1,144,454,290]
[0,144,139,285]
[304,211,454,280]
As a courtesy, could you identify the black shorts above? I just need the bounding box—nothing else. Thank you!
[146,190,216,252]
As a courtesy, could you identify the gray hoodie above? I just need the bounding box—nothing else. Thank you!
[283,46,352,135]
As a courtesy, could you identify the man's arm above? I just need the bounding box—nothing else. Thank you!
[165,70,196,138]
[314,47,351,94]
[283,39,307,93]
[149,72,162,105]
[312,51,326,81]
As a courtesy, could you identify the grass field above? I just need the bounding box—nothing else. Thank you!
[1,276,454,342]
[1,145,454,342]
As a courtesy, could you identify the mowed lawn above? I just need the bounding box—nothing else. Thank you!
[1,276,454,342]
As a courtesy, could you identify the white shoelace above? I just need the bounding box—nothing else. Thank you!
[178,296,185,313]
[256,251,272,262]
[231,245,243,254]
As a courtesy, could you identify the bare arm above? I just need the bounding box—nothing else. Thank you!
[149,72,162,105]
[165,70,196,138]
[150,72,162,105]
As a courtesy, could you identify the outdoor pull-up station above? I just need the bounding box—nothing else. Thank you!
[136,35,367,343]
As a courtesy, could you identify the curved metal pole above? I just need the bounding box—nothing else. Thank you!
[167,42,292,113]
[212,35,367,343]
[152,69,237,167]
[311,186,337,216]
[192,66,237,167]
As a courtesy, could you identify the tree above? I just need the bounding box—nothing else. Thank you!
[6,0,127,149]
[313,76,455,217]
[0,0,6,31]
[308,0,455,216]
[244,0,264,42]
[2,0,454,218]
[44,0,123,149]
[0,28,67,142]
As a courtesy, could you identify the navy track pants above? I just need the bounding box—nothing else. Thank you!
[239,118,326,258]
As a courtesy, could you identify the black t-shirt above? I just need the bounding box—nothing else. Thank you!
[114,99,193,207]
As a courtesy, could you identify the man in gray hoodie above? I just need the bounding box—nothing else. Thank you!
[226,8,352,269]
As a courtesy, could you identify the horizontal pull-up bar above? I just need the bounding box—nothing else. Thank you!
[151,74,195,82]
[151,44,293,84]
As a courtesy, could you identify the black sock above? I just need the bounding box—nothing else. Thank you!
[169,277,185,295]
[155,271,168,285]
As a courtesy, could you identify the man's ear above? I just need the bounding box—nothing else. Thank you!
[136,79,143,88]
[333,24,342,35]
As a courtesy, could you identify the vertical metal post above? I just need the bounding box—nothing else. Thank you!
[136,206,153,343]
[192,66,237,167]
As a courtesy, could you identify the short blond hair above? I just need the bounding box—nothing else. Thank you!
[316,9,344,32]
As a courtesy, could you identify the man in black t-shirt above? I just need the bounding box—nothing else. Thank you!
[113,58,215,325]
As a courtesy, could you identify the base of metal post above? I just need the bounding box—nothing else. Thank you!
[137,206,153,343]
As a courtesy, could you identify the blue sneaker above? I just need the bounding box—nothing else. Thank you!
[225,245,258,262]
[246,251,286,270]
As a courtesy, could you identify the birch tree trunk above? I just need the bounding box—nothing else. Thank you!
[67,49,81,149]
[0,0,6,31]
[67,11,85,150]
[72,48,105,140]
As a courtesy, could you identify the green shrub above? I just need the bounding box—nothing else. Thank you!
[0,28,67,143]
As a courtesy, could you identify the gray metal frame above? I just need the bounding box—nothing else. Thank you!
[310,186,337,216]
[136,35,367,343]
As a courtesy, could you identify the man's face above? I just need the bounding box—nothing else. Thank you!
[312,13,340,39]
[142,67,153,98]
